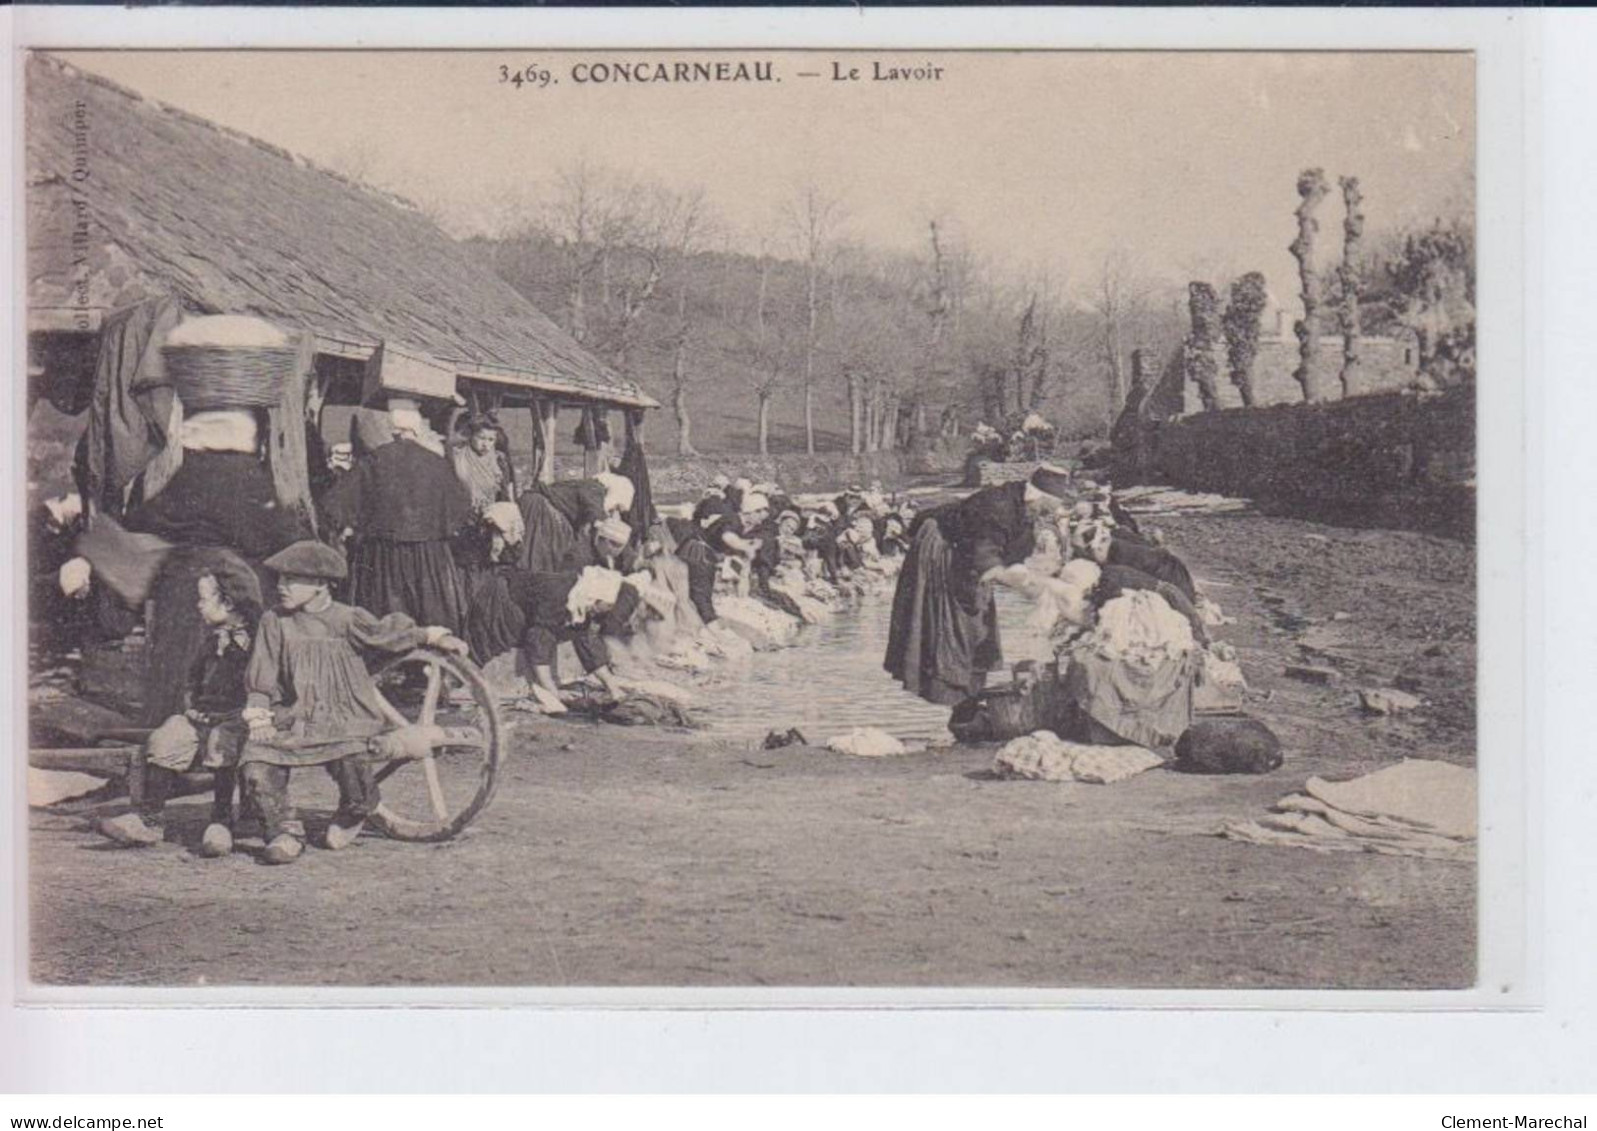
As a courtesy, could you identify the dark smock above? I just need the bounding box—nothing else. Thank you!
[124,452,307,726]
[884,481,1035,706]
[320,438,473,633]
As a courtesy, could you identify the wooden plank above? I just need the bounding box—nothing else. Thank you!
[30,694,141,747]
[362,341,458,402]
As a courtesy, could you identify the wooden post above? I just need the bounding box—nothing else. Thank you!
[536,400,557,484]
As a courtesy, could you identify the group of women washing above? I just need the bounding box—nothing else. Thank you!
[885,466,1224,752]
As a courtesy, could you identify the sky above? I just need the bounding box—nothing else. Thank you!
[54,49,1474,307]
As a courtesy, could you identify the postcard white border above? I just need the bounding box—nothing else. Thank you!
[1,3,1582,1094]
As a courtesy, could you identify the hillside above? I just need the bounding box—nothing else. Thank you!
[474,234,1185,455]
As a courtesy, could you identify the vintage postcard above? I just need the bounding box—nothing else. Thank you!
[17,39,1504,1003]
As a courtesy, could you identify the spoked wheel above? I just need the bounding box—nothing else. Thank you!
[366,648,504,842]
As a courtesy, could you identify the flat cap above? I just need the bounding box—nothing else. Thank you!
[263,540,348,581]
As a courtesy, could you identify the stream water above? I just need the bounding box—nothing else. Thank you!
[683,482,1251,748]
[691,587,1054,749]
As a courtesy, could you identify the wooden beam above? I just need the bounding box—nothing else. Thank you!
[29,747,134,777]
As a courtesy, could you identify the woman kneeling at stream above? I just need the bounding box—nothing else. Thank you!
[505,566,643,705]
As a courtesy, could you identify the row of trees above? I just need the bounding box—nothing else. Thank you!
[472,162,1474,452]
[477,163,1190,456]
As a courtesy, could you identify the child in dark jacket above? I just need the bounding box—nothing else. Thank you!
[98,551,261,856]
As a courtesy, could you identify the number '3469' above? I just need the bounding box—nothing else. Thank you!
[500,64,555,89]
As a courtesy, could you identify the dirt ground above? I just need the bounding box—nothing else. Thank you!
[27,507,1477,989]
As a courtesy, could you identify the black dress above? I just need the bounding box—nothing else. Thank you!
[319,438,474,632]
[884,481,1036,706]
[517,479,606,575]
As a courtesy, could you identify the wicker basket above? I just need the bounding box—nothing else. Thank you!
[163,345,297,411]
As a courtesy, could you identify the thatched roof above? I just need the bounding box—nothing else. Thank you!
[25,53,653,408]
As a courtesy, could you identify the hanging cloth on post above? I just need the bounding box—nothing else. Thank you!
[617,408,654,550]
[82,296,185,517]
[265,331,320,536]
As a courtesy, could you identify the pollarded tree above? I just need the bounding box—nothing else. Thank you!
[1222,271,1268,407]
[1338,176,1365,397]
[1289,167,1331,402]
[1183,281,1223,411]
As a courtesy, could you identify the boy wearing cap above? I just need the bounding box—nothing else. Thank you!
[241,541,467,864]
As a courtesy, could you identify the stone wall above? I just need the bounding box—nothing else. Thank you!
[1147,331,1422,417]
[1122,385,1475,539]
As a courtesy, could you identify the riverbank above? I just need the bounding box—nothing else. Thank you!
[27,505,1476,989]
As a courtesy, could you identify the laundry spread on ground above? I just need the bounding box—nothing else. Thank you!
[993,730,1162,784]
[1223,759,1476,861]
[826,727,909,757]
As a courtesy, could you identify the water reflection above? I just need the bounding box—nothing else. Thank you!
[694,589,1054,748]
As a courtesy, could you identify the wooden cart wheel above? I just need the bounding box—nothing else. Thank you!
[365,647,504,843]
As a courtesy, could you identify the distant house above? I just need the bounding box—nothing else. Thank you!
[26,52,653,489]
[1144,306,1421,418]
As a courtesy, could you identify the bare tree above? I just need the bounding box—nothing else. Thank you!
[784,184,847,455]
[660,192,714,456]
[1289,167,1332,402]
[1020,270,1064,413]
[830,248,919,456]
[544,161,641,344]
[914,219,956,446]
[731,241,792,456]
[602,185,706,377]
[1094,251,1144,430]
